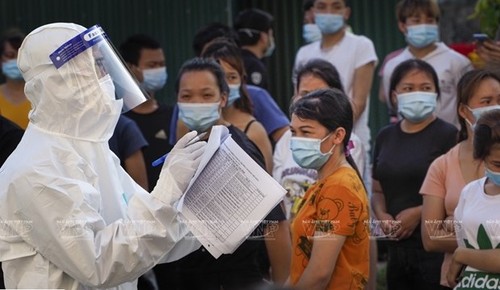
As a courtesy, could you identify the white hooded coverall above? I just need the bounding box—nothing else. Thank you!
[0,23,202,289]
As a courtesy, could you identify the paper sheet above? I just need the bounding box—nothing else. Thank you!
[177,125,286,258]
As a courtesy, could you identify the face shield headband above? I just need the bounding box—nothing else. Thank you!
[49,24,148,112]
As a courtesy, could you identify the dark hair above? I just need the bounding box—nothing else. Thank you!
[457,70,500,142]
[313,0,349,7]
[296,59,344,93]
[473,109,500,160]
[234,8,273,46]
[202,39,253,114]
[396,0,440,23]
[388,59,440,109]
[0,28,25,56]
[119,34,161,65]
[192,22,240,57]
[303,0,315,11]
[175,57,229,97]
[290,88,364,184]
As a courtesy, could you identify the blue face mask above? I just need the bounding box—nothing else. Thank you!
[314,13,344,35]
[397,91,437,123]
[303,24,322,43]
[406,24,439,48]
[178,102,220,132]
[142,67,167,92]
[227,84,241,106]
[485,167,500,186]
[290,134,335,170]
[468,105,500,124]
[2,59,23,80]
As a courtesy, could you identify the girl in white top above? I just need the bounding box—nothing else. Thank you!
[448,109,500,289]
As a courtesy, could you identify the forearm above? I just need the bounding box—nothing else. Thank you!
[455,248,500,273]
[421,196,457,252]
[294,267,331,290]
[294,234,345,290]
[371,191,387,218]
[265,220,291,285]
[351,96,368,122]
[406,205,422,217]
[24,188,186,288]
[124,150,149,191]
[422,232,458,253]
[421,218,458,253]
[351,62,375,121]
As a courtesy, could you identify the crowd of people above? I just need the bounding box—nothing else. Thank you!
[0,0,500,289]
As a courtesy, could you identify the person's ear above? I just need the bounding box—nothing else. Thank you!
[458,103,472,123]
[220,91,228,108]
[391,90,399,109]
[129,63,143,82]
[259,31,265,44]
[343,7,351,21]
[398,21,407,34]
[260,31,270,47]
[331,127,346,146]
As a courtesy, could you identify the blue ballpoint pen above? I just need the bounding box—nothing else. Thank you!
[151,132,207,167]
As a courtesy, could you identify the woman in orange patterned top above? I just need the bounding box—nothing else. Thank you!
[287,88,370,290]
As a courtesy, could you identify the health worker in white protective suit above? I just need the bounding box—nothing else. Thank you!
[0,22,206,289]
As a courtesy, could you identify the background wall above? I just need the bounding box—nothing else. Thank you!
[0,0,479,147]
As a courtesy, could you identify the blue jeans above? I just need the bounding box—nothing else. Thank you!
[387,246,450,290]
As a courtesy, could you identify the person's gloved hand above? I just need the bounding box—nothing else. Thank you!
[152,131,206,206]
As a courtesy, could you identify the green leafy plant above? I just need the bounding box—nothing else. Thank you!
[470,0,500,38]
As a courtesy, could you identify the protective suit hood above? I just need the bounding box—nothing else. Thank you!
[18,22,121,142]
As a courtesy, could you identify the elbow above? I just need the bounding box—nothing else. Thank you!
[314,271,333,289]
[352,106,364,121]
[353,101,367,117]
[311,264,335,288]
[421,231,434,252]
[422,234,439,252]
[422,239,435,252]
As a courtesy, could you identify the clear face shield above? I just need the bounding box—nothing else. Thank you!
[49,24,148,112]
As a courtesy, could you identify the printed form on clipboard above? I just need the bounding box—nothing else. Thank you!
[176,125,286,258]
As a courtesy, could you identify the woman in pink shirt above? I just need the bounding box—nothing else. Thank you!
[420,69,500,287]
